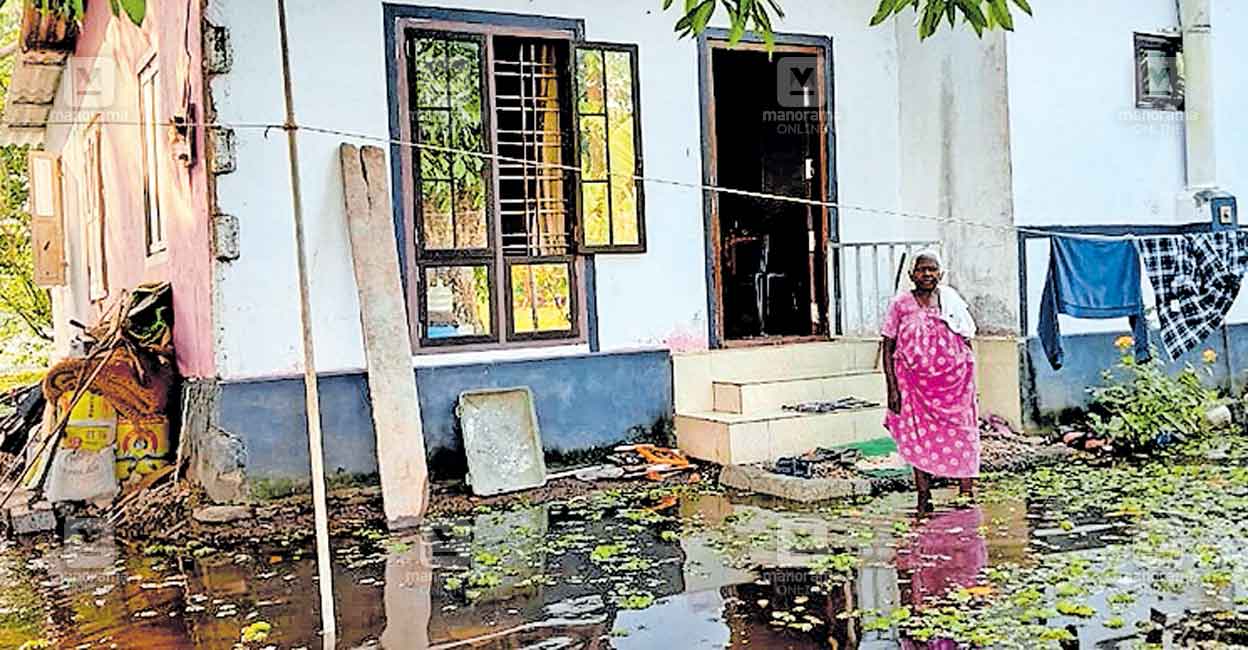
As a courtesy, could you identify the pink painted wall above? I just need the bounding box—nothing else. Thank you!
[70,0,215,378]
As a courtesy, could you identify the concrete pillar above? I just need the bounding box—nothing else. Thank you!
[895,24,1019,336]
[1181,0,1216,189]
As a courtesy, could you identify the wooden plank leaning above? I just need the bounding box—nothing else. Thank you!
[341,143,429,527]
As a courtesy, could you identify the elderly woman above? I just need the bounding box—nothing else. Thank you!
[881,251,979,513]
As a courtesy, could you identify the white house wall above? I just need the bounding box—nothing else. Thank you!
[207,0,906,380]
[1210,1,1248,329]
[44,74,90,361]
[1009,0,1248,337]
[895,20,1017,335]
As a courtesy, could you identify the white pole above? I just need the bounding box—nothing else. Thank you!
[275,0,337,646]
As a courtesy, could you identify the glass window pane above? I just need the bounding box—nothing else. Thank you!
[418,111,451,179]
[511,263,572,334]
[448,41,485,156]
[576,49,605,114]
[453,172,487,249]
[453,118,484,155]
[414,38,449,108]
[448,41,481,111]
[610,179,639,246]
[1144,51,1175,96]
[425,266,492,339]
[421,180,453,250]
[579,115,607,182]
[582,182,609,247]
[605,51,634,119]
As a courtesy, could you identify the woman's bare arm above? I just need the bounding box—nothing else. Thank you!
[883,337,900,414]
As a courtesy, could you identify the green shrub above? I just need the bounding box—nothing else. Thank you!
[1087,341,1218,452]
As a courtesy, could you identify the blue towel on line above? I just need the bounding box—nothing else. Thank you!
[1039,237,1150,370]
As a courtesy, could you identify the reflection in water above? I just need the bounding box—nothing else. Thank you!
[895,507,988,608]
[0,485,1177,650]
[377,535,432,650]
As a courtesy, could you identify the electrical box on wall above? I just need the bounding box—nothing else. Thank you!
[1211,195,1238,231]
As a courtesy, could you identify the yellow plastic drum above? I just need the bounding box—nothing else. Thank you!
[116,416,171,480]
[58,392,118,453]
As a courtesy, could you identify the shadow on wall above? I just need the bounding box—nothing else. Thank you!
[216,350,675,492]
[1022,326,1245,428]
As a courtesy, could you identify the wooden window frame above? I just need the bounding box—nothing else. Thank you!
[415,263,500,348]
[1135,32,1184,112]
[397,19,592,353]
[504,258,580,342]
[28,150,67,287]
[138,53,166,256]
[83,117,107,302]
[572,42,647,254]
[407,30,494,264]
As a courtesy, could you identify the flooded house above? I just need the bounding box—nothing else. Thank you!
[4,0,1248,502]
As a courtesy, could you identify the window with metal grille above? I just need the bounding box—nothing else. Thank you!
[401,24,644,349]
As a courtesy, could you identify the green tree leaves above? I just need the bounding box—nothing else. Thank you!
[0,5,51,365]
[873,0,1034,40]
[664,0,1035,47]
[664,0,785,49]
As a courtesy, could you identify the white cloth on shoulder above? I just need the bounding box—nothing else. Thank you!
[938,286,977,340]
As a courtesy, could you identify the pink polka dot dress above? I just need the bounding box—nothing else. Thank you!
[881,292,980,479]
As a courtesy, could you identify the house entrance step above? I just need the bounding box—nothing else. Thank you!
[673,339,883,415]
[674,406,888,466]
[711,370,885,415]
[704,339,881,383]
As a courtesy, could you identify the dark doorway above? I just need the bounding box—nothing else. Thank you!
[706,43,831,343]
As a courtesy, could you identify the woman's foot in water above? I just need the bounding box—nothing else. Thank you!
[956,478,976,504]
[914,468,935,514]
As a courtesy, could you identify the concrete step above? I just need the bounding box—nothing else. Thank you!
[673,339,881,414]
[675,406,888,466]
[712,370,886,415]
[706,339,881,382]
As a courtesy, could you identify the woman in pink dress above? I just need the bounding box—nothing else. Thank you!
[882,251,980,513]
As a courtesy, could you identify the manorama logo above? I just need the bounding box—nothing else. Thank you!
[68,56,118,111]
[776,55,823,109]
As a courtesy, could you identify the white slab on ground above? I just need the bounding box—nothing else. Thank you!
[457,387,547,497]
[342,144,428,526]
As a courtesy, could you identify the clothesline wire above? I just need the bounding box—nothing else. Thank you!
[30,117,1187,243]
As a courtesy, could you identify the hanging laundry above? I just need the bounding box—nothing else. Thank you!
[1039,236,1150,370]
[1137,230,1248,360]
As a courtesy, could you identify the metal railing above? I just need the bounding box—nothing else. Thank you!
[830,240,942,337]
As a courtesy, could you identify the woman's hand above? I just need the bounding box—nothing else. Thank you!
[888,387,901,415]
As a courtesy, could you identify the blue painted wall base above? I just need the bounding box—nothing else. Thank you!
[1023,324,1246,426]
[217,350,674,486]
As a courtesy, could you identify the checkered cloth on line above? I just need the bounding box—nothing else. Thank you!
[1137,230,1248,360]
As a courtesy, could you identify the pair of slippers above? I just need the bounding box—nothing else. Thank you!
[771,447,864,478]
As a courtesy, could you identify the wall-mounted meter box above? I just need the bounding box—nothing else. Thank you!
[1211,195,1238,231]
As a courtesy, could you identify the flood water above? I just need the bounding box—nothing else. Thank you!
[3,453,1248,649]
